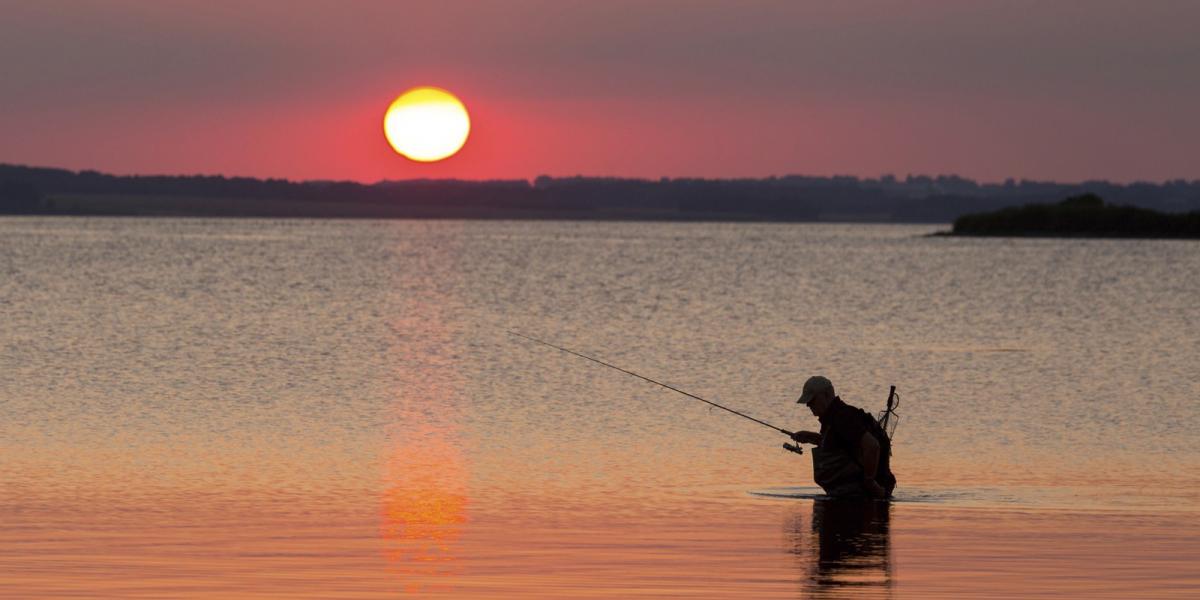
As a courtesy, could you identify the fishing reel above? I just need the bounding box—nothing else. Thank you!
[782,441,804,456]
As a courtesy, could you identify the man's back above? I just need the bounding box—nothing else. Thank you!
[817,396,896,494]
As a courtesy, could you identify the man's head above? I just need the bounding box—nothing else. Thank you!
[797,375,835,416]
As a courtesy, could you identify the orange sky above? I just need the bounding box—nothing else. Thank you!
[2,1,1198,183]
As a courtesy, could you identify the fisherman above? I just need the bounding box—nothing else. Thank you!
[791,375,896,499]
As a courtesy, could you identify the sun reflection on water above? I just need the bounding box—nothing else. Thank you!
[379,226,472,592]
[380,430,469,590]
[379,356,471,592]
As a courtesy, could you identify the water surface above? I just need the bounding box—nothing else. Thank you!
[2,217,1197,597]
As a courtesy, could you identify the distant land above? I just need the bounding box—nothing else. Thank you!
[2,163,1199,223]
[948,193,1200,239]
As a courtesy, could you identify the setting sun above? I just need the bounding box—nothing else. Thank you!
[383,87,470,162]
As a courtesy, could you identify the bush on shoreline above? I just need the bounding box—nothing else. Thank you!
[951,193,1200,238]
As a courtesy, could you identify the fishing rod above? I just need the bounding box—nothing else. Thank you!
[508,330,806,455]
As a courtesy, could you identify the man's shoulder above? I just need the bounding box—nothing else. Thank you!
[829,397,866,417]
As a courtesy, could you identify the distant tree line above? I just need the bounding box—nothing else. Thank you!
[2,163,1198,222]
[0,179,43,213]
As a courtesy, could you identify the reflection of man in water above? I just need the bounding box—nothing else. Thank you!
[787,498,892,591]
[791,376,896,499]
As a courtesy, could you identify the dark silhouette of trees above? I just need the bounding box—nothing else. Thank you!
[2,163,1198,222]
[0,180,42,213]
[952,194,1200,238]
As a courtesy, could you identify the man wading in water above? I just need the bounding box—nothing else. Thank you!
[791,376,896,499]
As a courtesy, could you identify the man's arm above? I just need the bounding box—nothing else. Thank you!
[859,432,886,498]
[791,430,821,445]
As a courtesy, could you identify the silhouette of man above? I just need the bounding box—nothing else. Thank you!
[791,376,896,499]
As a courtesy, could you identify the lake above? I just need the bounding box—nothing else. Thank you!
[2,217,1197,598]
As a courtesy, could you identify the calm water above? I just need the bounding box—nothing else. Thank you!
[2,217,1198,598]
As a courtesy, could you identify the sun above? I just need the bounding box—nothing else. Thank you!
[383,87,470,162]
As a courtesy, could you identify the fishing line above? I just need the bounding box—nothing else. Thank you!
[508,330,797,439]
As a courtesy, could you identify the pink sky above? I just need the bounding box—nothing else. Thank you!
[2,1,1198,183]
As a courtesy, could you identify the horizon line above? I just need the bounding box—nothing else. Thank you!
[3,161,1198,188]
